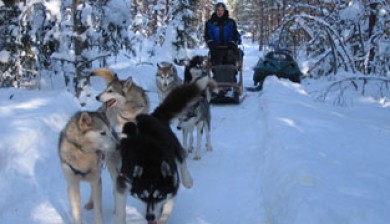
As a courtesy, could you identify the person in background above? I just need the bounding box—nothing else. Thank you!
[204,2,241,66]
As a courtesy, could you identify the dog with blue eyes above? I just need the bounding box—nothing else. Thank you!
[115,76,217,224]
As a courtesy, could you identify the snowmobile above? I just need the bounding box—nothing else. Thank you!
[207,45,244,104]
[246,49,302,92]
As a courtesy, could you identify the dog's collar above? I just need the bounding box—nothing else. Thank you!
[60,151,105,177]
[63,161,92,177]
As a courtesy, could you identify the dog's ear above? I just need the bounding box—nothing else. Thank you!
[123,76,133,89]
[113,73,119,81]
[78,112,92,129]
[161,161,173,177]
[157,62,165,69]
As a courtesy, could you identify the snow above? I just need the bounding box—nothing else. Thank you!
[339,1,364,23]
[0,50,10,63]
[44,0,62,20]
[0,41,390,224]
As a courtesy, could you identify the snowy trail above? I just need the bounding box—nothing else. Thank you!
[0,43,274,223]
[104,88,268,224]
[167,49,268,223]
[170,91,266,223]
[75,87,268,224]
[2,50,390,223]
[69,45,268,223]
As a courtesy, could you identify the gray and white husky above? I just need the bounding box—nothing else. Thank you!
[115,76,217,224]
[91,68,150,133]
[156,61,182,102]
[58,111,118,224]
[177,55,215,160]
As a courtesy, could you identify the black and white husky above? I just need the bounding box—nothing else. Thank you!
[115,76,216,224]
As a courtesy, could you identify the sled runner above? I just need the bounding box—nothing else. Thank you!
[207,45,244,104]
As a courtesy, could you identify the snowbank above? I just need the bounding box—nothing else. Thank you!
[259,77,390,224]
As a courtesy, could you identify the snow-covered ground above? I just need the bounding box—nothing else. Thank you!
[0,42,389,224]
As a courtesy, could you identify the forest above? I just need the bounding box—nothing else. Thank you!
[0,0,389,100]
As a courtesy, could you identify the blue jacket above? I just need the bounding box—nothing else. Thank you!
[205,11,241,47]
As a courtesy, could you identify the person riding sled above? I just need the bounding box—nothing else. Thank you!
[204,2,242,66]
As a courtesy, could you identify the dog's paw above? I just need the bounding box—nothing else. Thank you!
[181,173,193,189]
[179,162,193,188]
[206,144,213,152]
[182,177,193,189]
[84,201,94,210]
[193,155,201,160]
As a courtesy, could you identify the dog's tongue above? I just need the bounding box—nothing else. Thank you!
[106,99,116,107]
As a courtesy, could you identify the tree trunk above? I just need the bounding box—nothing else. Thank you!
[73,0,83,97]
[366,2,379,74]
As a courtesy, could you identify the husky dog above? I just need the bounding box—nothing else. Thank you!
[178,55,214,160]
[184,55,208,84]
[177,97,212,160]
[115,76,216,224]
[184,55,213,102]
[156,61,182,102]
[91,68,150,133]
[58,111,118,224]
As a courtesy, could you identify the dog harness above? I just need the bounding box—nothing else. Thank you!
[65,162,92,177]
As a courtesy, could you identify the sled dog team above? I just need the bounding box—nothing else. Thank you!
[58,56,216,224]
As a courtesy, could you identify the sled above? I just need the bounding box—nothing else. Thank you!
[207,46,244,104]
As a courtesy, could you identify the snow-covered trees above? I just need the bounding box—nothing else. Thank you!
[1,0,389,101]
[0,2,22,87]
[236,0,389,78]
[0,0,204,91]
[0,0,212,90]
